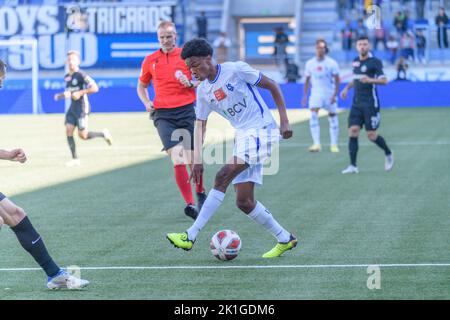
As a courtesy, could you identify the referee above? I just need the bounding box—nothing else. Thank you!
[340,36,394,174]
[137,21,206,219]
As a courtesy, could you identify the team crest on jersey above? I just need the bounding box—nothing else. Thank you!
[65,76,72,82]
[361,65,367,72]
[226,83,234,91]
[316,66,323,72]
[352,61,361,68]
[214,88,227,101]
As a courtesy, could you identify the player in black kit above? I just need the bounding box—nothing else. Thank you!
[54,50,113,167]
[340,36,394,174]
[0,58,89,290]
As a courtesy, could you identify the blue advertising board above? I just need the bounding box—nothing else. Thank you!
[0,1,175,70]
[1,79,449,114]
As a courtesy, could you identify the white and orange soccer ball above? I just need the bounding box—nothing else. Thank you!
[210,230,242,261]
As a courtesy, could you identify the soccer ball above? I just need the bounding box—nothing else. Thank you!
[210,230,242,261]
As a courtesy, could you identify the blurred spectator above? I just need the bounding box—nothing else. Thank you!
[415,29,426,63]
[416,0,426,21]
[400,31,415,61]
[386,34,399,64]
[196,11,208,39]
[396,56,409,81]
[435,7,449,49]
[405,10,414,30]
[338,0,348,19]
[355,18,368,38]
[393,11,408,34]
[284,58,300,83]
[373,22,387,51]
[273,27,289,68]
[341,19,354,54]
[213,32,231,64]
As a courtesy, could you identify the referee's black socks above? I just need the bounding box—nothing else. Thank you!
[11,216,61,277]
[373,135,391,155]
[349,137,358,166]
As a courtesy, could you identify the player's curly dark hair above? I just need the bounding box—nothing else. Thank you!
[0,59,6,73]
[181,38,213,60]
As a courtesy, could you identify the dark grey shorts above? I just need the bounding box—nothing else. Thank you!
[0,192,6,201]
[65,107,88,131]
[153,104,196,151]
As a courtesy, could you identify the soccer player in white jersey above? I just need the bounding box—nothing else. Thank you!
[302,39,341,153]
[166,39,298,258]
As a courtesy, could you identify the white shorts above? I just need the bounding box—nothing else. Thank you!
[232,124,281,186]
[309,93,338,113]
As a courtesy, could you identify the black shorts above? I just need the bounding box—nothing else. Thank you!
[0,192,6,201]
[65,108,88,131]
[153,103,196,151]
[348,104,381,131]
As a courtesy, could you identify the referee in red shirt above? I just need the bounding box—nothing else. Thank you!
[137,21,205,220]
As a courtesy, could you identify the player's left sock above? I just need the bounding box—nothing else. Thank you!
[187,189,225,240]
[373,135,391,155]
[328,115,339,146]
[67,136,77,159]
[309,111,320,145]
[349,137,358,166]
[87,131,105,139]
[248,201,291,243]
[11,216,60,278]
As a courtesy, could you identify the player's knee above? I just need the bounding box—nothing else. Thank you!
[214,168,232,190]
[236,197,255,214]
[367,131,378,141]
[78,132,88,140]
[349,128,359,137]
[8,206,27,226]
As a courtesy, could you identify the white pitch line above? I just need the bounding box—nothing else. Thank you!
[1,263,450,272]
[18,140,450,152]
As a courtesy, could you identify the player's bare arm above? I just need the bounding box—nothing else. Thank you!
[302,76,311,107]
[0,149,27,163]
[191,119,207,183]
[340,80,354,100]
[54,90,72,101]
[360,76,388,85]
[257,75,293,139]
[331,74,340,104]
[72,81,99,101]
[137,80,155,112]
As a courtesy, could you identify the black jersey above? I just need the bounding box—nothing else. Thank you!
[351,55,385,108]
[65,70,95,114]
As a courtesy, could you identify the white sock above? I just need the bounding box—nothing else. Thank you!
[248,201,291,243]
[309,111,320,145]
[328,115,339,146]
[187,189,225,240]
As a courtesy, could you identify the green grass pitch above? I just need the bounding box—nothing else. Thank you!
[0,108,449,300]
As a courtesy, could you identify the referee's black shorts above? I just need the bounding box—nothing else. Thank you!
[152,103,196,151]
